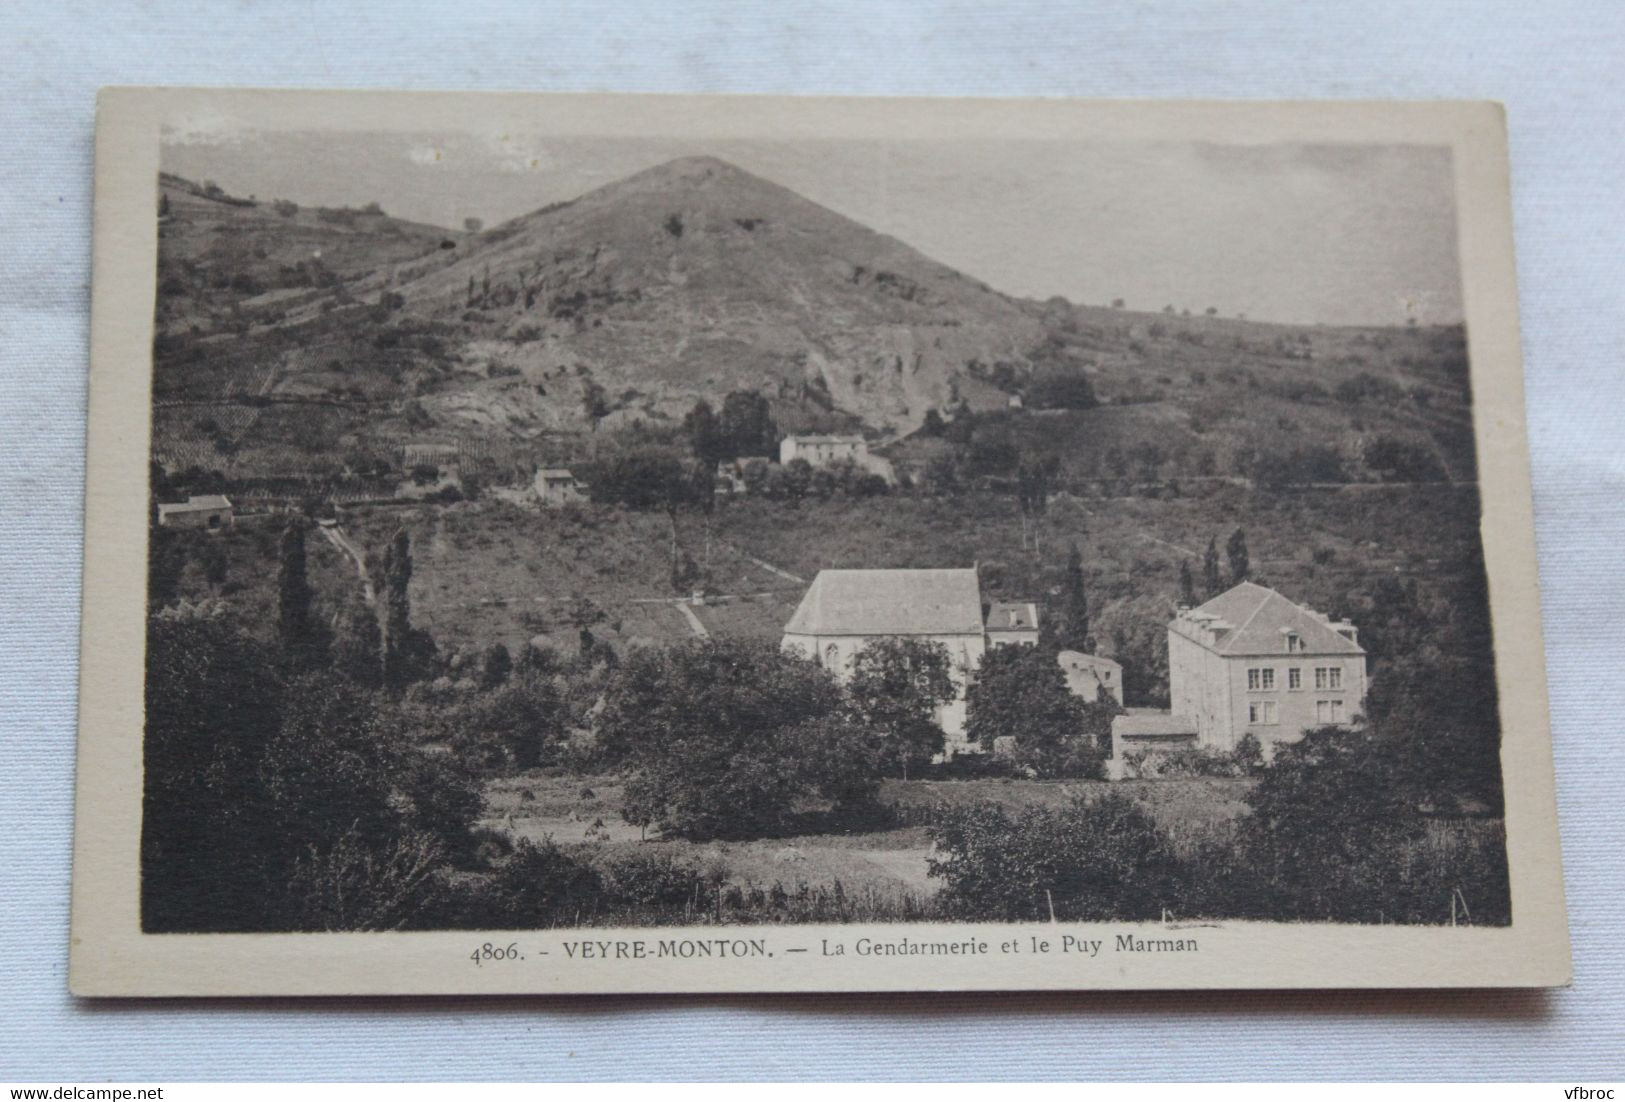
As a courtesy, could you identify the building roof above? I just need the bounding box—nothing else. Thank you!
[1059,650,1121,673]
[786,434,864,445]
[537,468,577,480]
[158,494,231,513]
[783,568,984,637]
[985,601,1039,632]
[1113,712,1199,738]
[1180,581,1363,656]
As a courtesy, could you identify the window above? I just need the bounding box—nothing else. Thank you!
[824,644,839,670]
[1247,667,1275,691]
[1314,666,1343,691]
[1285,631,1303,653]
[1287,667,1302,690]
[1248,700,1279,725]
[1316,699,1346,724]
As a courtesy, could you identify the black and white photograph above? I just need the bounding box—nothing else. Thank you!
[67,91,1569,996]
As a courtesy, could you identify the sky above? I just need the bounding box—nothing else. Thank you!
[162,126,1463,327]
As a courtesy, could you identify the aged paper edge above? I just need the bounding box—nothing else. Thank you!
[69,89,1572,997]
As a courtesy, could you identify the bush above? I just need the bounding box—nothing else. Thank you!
[1364,434,1448,483]
[599,639,859,840]
[1025,371,1099,411]
[484,840,603,925]
[284,829,446,931]
[1236,725,1508,924]
[1122,740,1256,779]
[593,851,709,908]
[929,793,1185,921]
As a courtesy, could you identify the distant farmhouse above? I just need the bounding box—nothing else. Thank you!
[1129,581,1367,760]
[156,494,233,531]
[534,468,586,507]
[782,569,1073,756]
[779,434,897,486]
[780,433,867,467]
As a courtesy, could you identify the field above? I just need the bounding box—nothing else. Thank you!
[163,463,1489,712]
[479,770,1257,912]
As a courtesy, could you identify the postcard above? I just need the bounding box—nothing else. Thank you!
[70,89,1569,995]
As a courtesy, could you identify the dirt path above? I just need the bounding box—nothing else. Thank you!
[1138,532,1201,558]
[721,541,805,584]
[319,525,375,605]
[674,601,710,639]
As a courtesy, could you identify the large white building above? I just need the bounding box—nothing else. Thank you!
[1167,581,1367,755]
[781,568,987,753]
[778,434,897,486]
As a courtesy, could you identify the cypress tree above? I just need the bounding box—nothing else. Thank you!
[1226,527,1250,586]
[380,527,414,686]
[1202,537,1223,597]
[1180,559,1198,608]
[276,522,313,664]
[1059,541,1090,651]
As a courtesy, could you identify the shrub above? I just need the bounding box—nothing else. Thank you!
[284,829,446,931]
[929,793,1185,921]
[486,840,603,925]
[600,639,854,840]
[1123,734,1261,780]
[593,851,708,908]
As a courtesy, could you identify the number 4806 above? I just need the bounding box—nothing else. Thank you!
[471,942,522,966]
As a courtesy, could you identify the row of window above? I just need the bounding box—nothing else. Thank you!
[1247,665,1342,692]
[1247,699,1346,725]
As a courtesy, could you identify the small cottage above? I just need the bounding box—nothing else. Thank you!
[156,494,233,531]
[534,468,585,507]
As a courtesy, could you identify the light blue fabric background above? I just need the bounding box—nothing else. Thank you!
[2,0,1621,1081]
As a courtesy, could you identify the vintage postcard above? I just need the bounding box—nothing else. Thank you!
[71,89,1569,995]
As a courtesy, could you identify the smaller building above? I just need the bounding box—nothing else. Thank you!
[1109,711,1199,778]
[534,468,585,507]
[156,494,233,531]
[1058,650,1124,706]
[985,601,1040,648]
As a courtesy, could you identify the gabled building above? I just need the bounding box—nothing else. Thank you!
[1059,650,1124,707]
[984,601,1040,648]
[1168,581,1366,755]
[782,568,987,753]
[156,494,233,531]
[534,468,585,507]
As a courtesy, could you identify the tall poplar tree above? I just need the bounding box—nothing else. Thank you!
[1180,559,1198,608]
[380,527,414,687]
[1202,537,1223,598]
[1226,527,1251,587]
[1058,542,1090,651]
[276,522,314,665]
